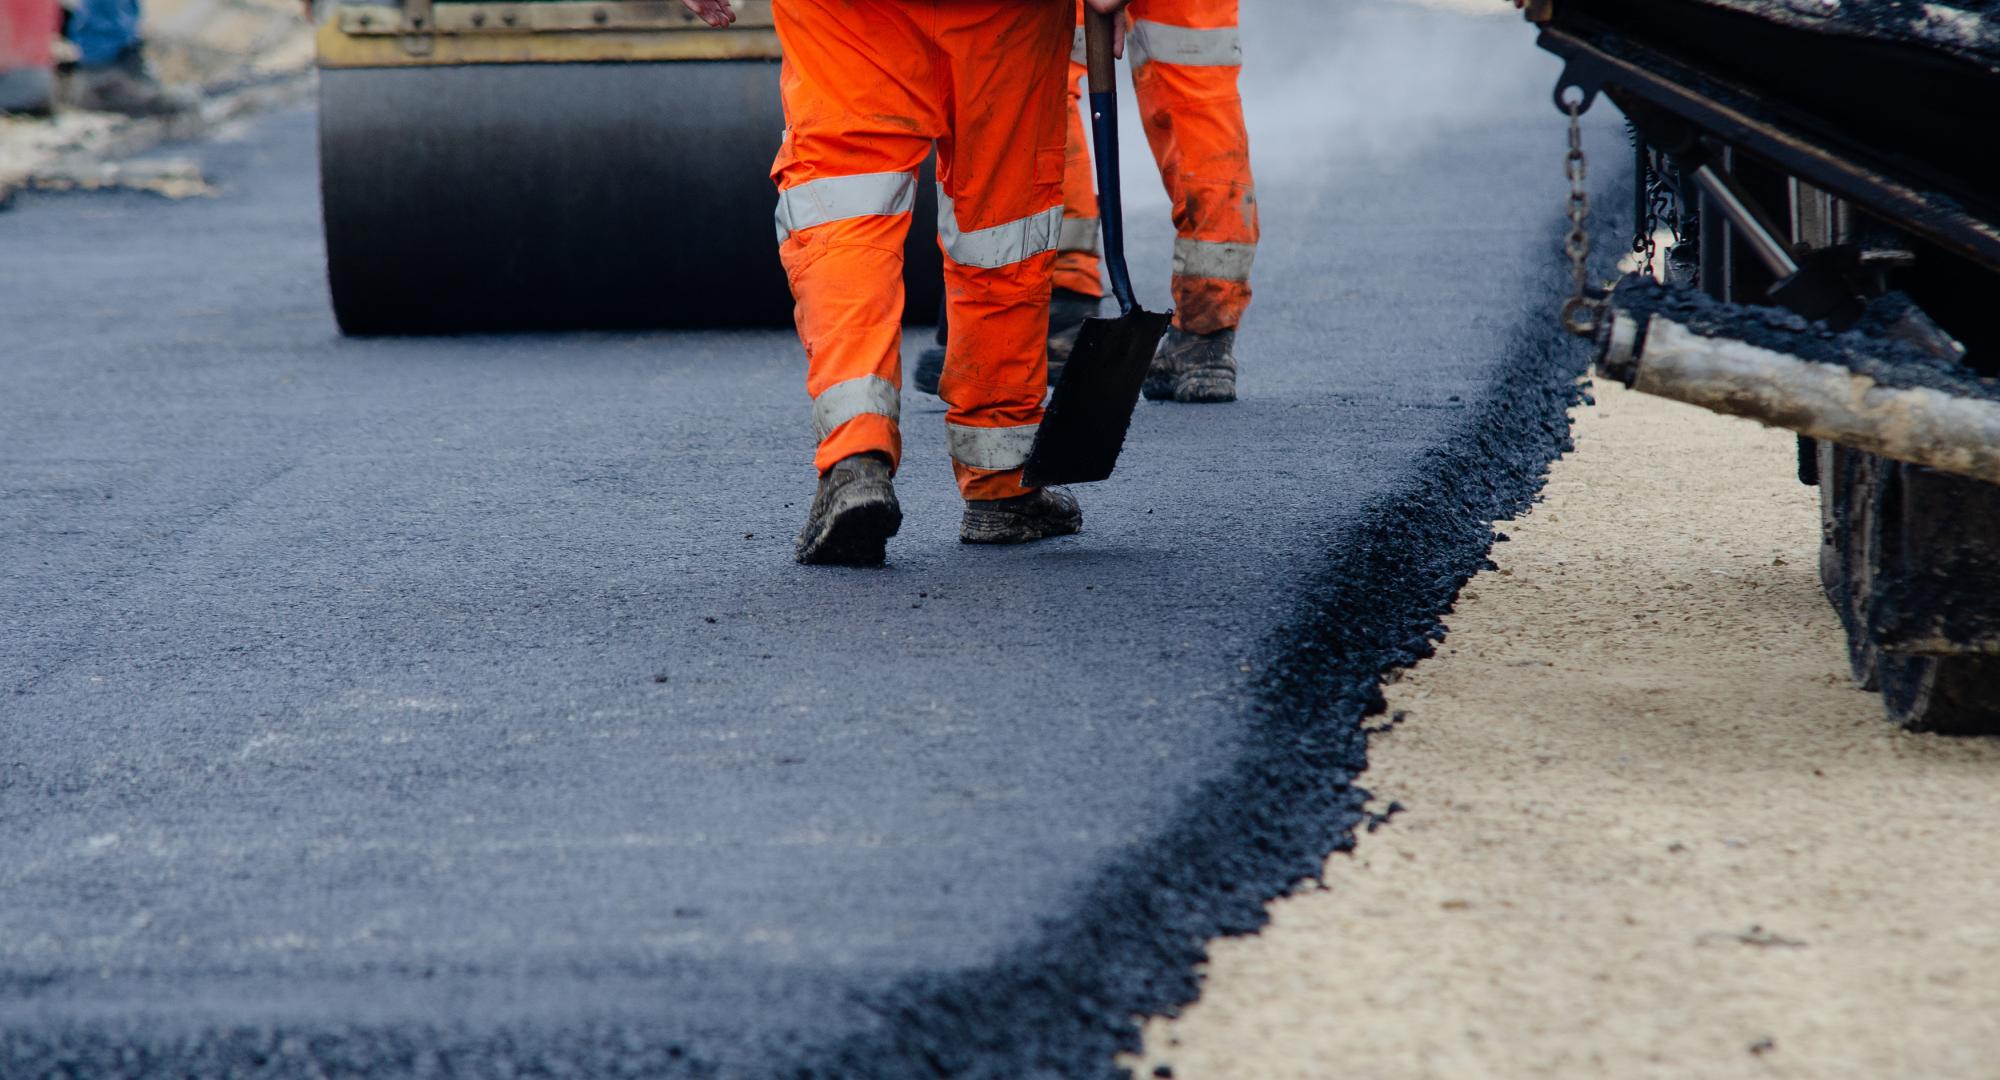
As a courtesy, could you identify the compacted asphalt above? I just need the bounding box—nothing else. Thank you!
[1,4,1626,1075]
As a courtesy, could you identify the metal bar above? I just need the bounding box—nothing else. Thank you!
[1599,310,2000,487]
[1692,162,1798,279]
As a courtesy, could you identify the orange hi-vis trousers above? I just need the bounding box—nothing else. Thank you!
[771,0,1072,502]
[1053,0,1258,336]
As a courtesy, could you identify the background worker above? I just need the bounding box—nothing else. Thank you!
[699,0,1132,566]
[912,0,1255,404]
[60,0,198,116]
[1057,0,1256,403]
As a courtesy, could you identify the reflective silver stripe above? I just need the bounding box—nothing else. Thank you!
[1128,20,1242,69]
[937,187,1064,270]
[1059,216,1100,254]
[946,422,1039,471]
[1071,25,1087,65]
[775,171,917,243]
[812,375,900,441]
[1173,237,1256,282]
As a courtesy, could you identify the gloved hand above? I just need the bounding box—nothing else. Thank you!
[681,0,735,27]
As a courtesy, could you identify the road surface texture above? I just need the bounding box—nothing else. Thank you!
[1,3,1621,1075]
[1135,381,2000,1079]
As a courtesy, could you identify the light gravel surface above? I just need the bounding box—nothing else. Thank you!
[1134,381,2000,1079]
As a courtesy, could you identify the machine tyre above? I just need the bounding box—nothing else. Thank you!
[1878,654,2000,735]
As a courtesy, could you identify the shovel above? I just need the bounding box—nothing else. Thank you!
[1022,7,1173,489]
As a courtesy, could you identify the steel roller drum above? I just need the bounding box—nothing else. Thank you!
[318,61,944,335]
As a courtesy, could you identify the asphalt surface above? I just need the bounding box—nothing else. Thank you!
[1,4,1622,1075]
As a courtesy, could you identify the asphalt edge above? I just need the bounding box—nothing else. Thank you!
[797,202,1627,1080]
[0,168,1629,1080]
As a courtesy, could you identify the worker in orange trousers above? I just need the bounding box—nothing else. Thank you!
[910,0,1255,403]
[1055,0,1257,403]
[686,0,1132,565]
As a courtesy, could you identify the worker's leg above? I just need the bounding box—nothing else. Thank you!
[933,0,1073,505]
[772,0,940,477]
[65,0,141,67]
[1129,0,1257,335]
[772,0,941,562]
[60,0,194,116]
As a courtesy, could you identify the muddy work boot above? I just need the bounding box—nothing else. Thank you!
[1044,287,1103,387]
[1143,326,1239,404]
[960,486,1082,545]
[61,48,197,118]
[795,453,902,566]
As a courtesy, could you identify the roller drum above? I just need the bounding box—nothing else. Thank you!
[318,61,944,334]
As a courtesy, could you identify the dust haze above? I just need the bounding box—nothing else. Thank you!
[1111,0,1563,211]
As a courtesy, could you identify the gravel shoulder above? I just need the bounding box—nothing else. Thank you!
[1133,381,2000,1079]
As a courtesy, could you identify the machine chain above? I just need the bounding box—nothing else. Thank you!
[1559,97,1603,337]
[1633,142,1659,279]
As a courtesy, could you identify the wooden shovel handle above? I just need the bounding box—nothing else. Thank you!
[1085,8,1116,94]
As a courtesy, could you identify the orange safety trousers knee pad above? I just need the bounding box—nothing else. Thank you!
[1055,0,1258,336]
[772,0,1072,501]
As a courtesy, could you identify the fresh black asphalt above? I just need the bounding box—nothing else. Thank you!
[1,5,1627,1076]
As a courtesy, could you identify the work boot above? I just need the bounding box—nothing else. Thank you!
[795,452,902,566]
[912,288,1103,397]
[960,486,1082,545]
[1044,287,1103,388]
[913,344,945,396]
[1143,326,1239,404]
[61,48,197,118]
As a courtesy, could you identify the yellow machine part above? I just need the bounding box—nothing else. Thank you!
[316,0,782,68]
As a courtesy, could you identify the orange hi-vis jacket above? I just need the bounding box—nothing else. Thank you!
[1054,0,1258,336]
[771,0,1072,501]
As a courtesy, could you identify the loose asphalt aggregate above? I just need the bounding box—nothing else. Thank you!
[1,4,1628,1075]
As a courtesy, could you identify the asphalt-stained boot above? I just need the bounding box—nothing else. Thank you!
[795,452,902,566]
[960,486,1082,545]
[61,48,198,118]
[1143,326,1239,404]
[1044,287,1103,387]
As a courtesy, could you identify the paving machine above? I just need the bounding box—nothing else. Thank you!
[1523,0,2000,731]
[314,0,943,334]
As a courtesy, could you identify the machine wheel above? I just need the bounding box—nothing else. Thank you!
[1819,443,1881,690]
[1878,654,2000,735]
[319,62,943,335]
[1863,458,2000,733]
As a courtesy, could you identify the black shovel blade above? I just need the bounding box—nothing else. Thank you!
[1022,307,1172,487]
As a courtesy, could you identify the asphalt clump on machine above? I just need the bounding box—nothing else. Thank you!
[1609,274,2000,400]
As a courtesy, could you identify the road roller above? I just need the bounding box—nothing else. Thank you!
[315,0,943,334]
[1522,0,2000,731]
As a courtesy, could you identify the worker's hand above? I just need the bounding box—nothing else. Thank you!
[680,0,736,27]
[1082,0,1131,58]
